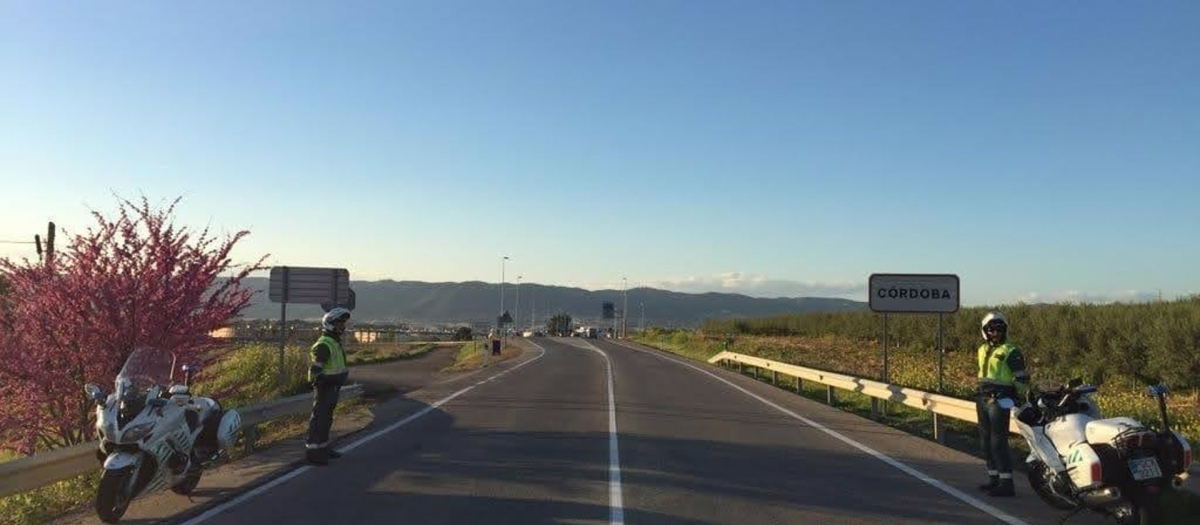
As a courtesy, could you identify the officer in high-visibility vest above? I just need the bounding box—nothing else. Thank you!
[305,307,351,465]
[976,311,1031,497]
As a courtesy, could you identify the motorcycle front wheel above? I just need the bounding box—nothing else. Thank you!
[1027,461,1076,510]
[170,464,203,495]
[95,467,134,524]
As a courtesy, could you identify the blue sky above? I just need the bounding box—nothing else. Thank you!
[2,1,1197,306]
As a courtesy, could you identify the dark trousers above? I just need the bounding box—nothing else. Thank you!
[976,394,1013,474]
[306,381,342,447]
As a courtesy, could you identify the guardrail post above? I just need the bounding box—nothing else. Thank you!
[772,370,778,385]
[826,385,836,405]
[754,366,760,380]
[795,376,802,393]
[243,424,259,453]
[870,398,880,419]
[934,413,944,444]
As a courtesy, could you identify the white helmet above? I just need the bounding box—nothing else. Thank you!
[322,307,352,331]
[981,311,1007,341]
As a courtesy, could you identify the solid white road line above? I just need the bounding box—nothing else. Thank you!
[608,340,1032,525]
[179,344,547,525]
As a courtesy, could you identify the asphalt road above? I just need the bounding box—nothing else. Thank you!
[172,337,1111,525]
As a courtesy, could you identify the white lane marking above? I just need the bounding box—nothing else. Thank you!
[579,340,625,525]
[608,340,1031,525]
[180,345,547,525]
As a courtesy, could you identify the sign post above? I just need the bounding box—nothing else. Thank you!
[868,273,960,435]
[268,266,354,393]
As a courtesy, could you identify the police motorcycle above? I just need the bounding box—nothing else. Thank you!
[84,347,242,523]
[1014,378,1192,525]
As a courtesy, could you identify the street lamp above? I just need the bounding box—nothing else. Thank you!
[515,275,522,332]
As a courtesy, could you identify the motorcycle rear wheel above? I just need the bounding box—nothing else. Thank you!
[95,468,133,524]
[1113,491,1164,525]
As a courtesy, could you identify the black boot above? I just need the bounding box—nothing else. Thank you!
[978,475,999,492]
[989,478,1015,497]
[305,447,329,466]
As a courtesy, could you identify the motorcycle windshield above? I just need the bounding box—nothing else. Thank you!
[115,347,176,395]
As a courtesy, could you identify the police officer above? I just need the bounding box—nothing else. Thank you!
[305,307,351,465]
[976,311,1031,497]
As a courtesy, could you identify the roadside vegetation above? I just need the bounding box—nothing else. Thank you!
[443,338,529,372]
[0,338,437,525]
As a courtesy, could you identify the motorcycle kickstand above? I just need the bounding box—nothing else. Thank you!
[1057,506,1085,525]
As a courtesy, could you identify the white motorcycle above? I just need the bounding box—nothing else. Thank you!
[84,347,241,523]
[1014,379,1193,525]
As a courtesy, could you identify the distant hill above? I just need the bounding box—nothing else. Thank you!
[233,277,867,327]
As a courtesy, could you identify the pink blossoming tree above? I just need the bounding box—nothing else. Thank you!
[0,196,265,454]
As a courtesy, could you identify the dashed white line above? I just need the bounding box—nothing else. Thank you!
[608,340,1031,525]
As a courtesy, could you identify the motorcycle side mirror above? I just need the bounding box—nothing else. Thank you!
[84,383,105,405]
[1067,377,1083,389]
[181,364,195,387]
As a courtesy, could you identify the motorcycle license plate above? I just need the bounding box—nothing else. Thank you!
[1128,457,1162,481]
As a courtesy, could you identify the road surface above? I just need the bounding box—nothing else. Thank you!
[160,337,1112,525]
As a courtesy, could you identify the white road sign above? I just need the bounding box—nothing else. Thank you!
[868,274,960,314]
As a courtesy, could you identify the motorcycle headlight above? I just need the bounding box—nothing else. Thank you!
[121,421,156,442]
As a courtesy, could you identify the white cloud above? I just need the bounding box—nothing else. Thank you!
[1013,290,1162,305]
[582,272,866,299]
[573,273,1179,306]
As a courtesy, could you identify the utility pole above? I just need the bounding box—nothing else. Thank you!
[33,222,56,268]
[640,302,645,333]
[515,275,522,332]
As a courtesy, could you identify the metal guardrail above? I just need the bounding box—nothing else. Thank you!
[709,351,992,429]
[0,384,363,499]
[708,351,1197,494]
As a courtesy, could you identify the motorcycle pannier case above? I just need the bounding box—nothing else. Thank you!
[1085,417,1145,446]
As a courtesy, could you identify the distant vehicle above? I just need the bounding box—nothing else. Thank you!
[522,331,534,337]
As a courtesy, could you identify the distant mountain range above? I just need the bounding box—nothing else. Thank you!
[234,277,867,327]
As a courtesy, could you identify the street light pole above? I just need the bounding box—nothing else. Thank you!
[500,256,509,330]
[515,275,522,332]
[622,277,628,338]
